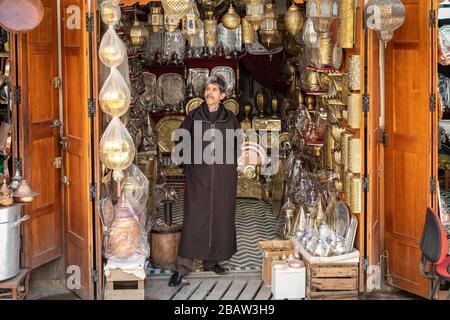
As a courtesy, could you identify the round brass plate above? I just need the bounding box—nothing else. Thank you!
[223,98,239,115]
[185,97,203,114]
[156,116,185,153]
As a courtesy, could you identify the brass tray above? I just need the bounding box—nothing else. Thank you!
[185,97,204,114]
[223,98,239,115]
[156,116,185,153]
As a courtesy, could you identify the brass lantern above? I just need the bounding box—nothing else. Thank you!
[161,0,193,32]
[364,0,405,47]
[241,16,255,44]
[182,12,200,45]
[222,3,241,30]
[204,11,218,47]
[284,4,303,37]
[130,15,149,47]
[258,2,281,58]
[306,0,336,33]
[149,3,164,33]
[246,0,264,32]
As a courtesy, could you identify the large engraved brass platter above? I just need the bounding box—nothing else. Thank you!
[223,98,239,115]
[185,97,204,114]
[156,116,185,153]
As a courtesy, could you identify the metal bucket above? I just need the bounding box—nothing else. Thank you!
[0,204,28,281]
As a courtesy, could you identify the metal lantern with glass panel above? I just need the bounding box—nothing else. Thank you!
[182,11,200,45]
[246,0,265,32]
[149,2,164,33]
[258,2,281,59]
[306,0,337,33]
[130,14,149,46]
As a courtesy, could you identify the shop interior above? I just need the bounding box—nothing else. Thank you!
[95,0,366,294]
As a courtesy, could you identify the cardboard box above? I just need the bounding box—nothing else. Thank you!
[258,240,296,286]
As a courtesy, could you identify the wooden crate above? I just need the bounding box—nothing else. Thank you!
[305,261,359,300]
[258,240,296,286]
[104,268,145,300]
[0,269,30,300]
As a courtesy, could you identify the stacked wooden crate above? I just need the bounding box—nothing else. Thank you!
[305,260,359,300]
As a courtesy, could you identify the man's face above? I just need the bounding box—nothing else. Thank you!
[204,83,226,108]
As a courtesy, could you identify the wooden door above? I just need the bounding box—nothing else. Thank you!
[384,0,436,297]
[61,0,95,299]
[19,0,63,269]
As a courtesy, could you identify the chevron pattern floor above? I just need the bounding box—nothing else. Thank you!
[149,187,282,275]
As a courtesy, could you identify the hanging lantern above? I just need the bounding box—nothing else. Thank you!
[306,0,335,33]
[222,3,241,30]
[99,67,131,117]
[246,0,264,32]
[284,4,303,37]
[364,0,405,47]
[149,3,164,33]
[99,27,127,68]
[161,0,192,32]
[182,12,200,45]
[258,2,281,59]
[100,118,136,181]
[130,15,149,47]
[101,1,121,27]
[204,11,218,47]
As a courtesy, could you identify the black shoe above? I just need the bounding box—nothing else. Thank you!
[168,271,183,287]
[204,264,228,275]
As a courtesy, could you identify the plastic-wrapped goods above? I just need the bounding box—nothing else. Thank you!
[123,164,149,221]
[99,27,127,68]
[99,117,136,181]
[107,197,141,258]
[101,1,121,27]
[99,67,131,117]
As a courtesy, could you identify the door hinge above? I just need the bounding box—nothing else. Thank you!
[88,98,96,117]
[59,137,68,151]
[61,176,70,187]
[51,77,62,88]
[89,183,97,202]
[429,9,436,28]
[362,93,370,113]
[430,176,437,195]
[379,130,388,147]
[86,14,95,32]
[53,157,63,169]
[362,175,370,193]
[12,86,21,105]
[429,93,436,112]
[91,268,99,283]
[362,256,369,272]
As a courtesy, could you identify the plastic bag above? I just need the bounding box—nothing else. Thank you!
[99,117,136,181]
[99,26,127,68]
[99,67,131,117]
[122,164,149,222]
[122,165,150,258]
